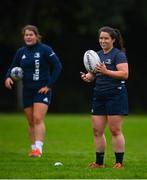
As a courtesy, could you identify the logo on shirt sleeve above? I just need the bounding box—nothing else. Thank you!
[49,52,55,57]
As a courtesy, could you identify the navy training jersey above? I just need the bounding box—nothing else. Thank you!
[95,48,128,92]
[6,43,62,89]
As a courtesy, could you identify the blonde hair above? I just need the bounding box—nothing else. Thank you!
[22,25,42,42]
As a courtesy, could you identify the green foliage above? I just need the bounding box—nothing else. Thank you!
[0,113,147,178]
[0,0,142,45]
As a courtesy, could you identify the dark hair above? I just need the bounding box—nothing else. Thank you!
[98,26,125,52]
[22,25,42,42]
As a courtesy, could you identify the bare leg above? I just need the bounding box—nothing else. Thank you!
[91,115,107,152]
[108,115,125,152]
[24,103,48,156]
[24,106,35,145]
[33,103,48,141]
[108,115,125,167]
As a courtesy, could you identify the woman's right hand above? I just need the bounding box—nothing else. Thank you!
[80,72,95,82]
[5,77,14,89]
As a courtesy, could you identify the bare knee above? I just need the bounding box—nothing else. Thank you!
[28,118,34,128]
[33,115,42,125]
[110,127,121,136]
[93,128,104,137]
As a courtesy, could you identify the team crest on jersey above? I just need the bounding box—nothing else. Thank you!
[34,52,40,58]
[105,59,112,64]
[22,54,26,59]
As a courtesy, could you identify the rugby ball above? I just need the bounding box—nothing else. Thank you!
[10,67,23,81]
[83,50,101,73]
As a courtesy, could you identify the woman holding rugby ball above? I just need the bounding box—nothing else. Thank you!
[5,25,62,157]
[80,26,129,168]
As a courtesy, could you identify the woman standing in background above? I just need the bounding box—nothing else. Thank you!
[5,25,62,157]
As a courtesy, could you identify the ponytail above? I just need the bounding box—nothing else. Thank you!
[99,26,125,52]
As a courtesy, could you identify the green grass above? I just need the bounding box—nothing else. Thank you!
[0,113,147,179]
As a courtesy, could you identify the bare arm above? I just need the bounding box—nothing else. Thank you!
[95,62,129,80]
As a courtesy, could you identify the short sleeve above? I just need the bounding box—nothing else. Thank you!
[115,52,128,65]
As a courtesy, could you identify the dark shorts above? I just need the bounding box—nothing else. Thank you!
[23,88,52,109]
[91,86,128,115]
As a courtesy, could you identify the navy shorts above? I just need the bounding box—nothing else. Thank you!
[91,86,128,115]
[23,88,52,109]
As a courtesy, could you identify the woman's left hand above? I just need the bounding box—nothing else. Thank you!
[38,86,50,94]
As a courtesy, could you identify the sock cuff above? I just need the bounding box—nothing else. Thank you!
[96,152,105,155]
[35,140,43,146]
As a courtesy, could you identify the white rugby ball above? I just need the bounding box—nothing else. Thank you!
[83,50,101,73]
[10,67,23,81]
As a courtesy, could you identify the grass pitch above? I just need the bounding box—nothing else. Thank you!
[0,113,147,179]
